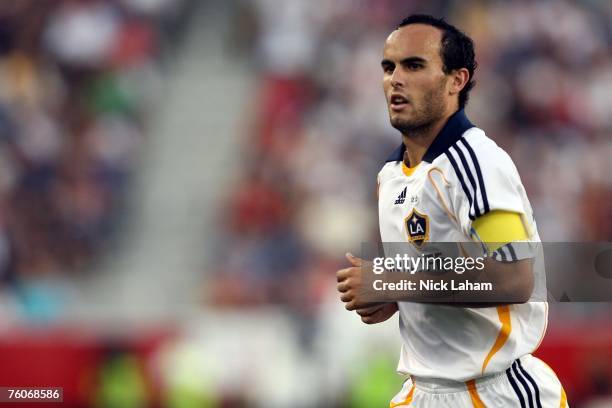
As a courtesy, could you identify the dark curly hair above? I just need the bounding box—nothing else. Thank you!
[398,14,477,109]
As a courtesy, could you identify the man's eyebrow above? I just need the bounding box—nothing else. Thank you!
[381,56,428,66]
[399,56,427,65]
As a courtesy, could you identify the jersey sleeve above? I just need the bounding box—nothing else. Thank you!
[444,136,533,261]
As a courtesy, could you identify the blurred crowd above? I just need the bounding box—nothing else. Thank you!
[0,0,192,321]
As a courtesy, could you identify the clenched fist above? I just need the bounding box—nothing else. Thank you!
[337,252,398,323]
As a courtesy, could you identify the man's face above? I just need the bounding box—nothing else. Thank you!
[382,24,451,134]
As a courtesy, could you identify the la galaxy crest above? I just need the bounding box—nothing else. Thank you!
[405,209,429,247]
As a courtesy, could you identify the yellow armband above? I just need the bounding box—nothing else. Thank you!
[472,211,528,252]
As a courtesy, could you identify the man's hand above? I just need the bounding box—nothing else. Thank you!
[337,252,398,323]
[355,302,398,324]
[337,253,370,310]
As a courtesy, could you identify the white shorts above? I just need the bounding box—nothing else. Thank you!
[390,354,568,408]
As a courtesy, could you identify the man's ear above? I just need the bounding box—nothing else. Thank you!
[449,68,470,96]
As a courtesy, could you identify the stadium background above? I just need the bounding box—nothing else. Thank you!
[0,0,610,407]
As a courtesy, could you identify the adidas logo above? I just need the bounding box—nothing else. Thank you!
[394,187,407,205]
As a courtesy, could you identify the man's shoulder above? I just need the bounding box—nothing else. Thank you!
[432,127,517,171]
[463,127,511,159]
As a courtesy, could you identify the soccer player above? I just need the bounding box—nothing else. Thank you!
[336,15,568,407]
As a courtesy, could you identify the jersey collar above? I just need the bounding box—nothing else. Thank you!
[385,109,475,165]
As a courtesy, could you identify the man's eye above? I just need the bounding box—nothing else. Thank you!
[407,63,422,70]
[383,65,394,73]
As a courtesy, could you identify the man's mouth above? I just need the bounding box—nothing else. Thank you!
[390,94,409,111]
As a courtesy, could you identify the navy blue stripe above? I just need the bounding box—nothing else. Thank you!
[513,361,535,408]
[451,144,481,218]
[445,151,475,220]
[507,365,527,408]
[517,359,542,408]
[507,244,518,261]
[498,246,508,262]
[459,137,489,214]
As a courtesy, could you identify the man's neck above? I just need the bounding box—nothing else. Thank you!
[402,110,455,167]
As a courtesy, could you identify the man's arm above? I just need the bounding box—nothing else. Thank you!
[338,253,533,310]
[337,211,534,310]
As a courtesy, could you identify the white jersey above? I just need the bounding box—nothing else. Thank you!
[377,109,547,382]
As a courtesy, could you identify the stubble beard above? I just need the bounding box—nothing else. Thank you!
[390,82,447,137]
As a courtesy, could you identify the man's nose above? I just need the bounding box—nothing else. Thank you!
[391,67,405,88]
